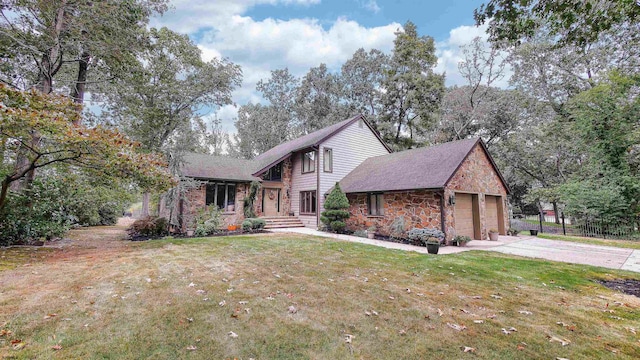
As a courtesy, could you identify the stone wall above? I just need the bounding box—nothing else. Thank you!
[179,182,249,232]
[444,143,509,240]
[345,190,442,236]
[255,157,292,217]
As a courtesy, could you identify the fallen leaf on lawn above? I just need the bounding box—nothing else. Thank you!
[461,346,476,353]
[52,344,62,350]
[556,358,569,360]
[365,311,372,316]
[188,282,195,287]
[517,343,526,351]
[399,329,407,335]
[345,334,354,344]
[460,308,469,314]
[501,327,517,335]
[0,329,12,337]
[239,301,248,305]
[388,296,395,300]
[406,288,411,293]
[472,295,482,299]
[447,323,467,331]
[437,308,443,317]
[288,306,297,314]
[625,327,636,335]
[186,317,194,322]
[186,345,197,351]
[244,308,251,314]
[547,334,571,346]
[518,310,532,315]
[218,300,226,307]
[228,331,238,338]
[44,313,57,319]
[487,314,497,319]
[196,289,205,294]
[473,320,484,324]
[490,294,503,299]
[372,310,379,316]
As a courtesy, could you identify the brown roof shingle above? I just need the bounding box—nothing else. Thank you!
[339,138,491,193]
[181,153,260,182]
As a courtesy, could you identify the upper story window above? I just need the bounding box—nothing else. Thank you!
[302,151,315,174]
[263,162,282,181]
[323,148,333,173]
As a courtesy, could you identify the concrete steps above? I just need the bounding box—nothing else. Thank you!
[262,216,305,229]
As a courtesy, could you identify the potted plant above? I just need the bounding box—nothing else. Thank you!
[453,235,471,247]
[488,229,499,241]
[426,240,440,254]
[228,224,238,231]
[529,229,538,236]
[367,225,376,239]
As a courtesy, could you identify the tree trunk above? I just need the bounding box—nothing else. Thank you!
[70,50,90,125]
[552,201,560,224]
[142,192,150,217]
[0,177,10,211]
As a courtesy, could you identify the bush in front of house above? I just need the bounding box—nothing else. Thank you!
[192,205,223,236]
[320,182,350,233]
[128,217,169,239]
[353,230,368,238]
[407,228,445,246]
[242,220,253,231]
[245,218,266,230]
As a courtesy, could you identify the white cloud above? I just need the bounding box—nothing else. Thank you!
[361,0,381,13]
[435,24,511,88]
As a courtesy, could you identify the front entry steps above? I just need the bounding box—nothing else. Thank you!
[262,216,305,229]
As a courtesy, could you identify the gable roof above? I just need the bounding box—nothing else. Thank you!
[181,152,260,182]
[339,138,510,194]
[251,114,391,176]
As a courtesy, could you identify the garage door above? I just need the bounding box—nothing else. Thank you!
[485,195,500,233]
[455,193,477,239]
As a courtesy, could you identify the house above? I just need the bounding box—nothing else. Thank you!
[166,114,510,241]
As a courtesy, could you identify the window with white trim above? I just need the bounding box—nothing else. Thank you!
[302,151,315,173]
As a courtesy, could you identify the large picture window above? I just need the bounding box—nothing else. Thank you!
[206,183,236,211]
[302,151,315,173]
[300,190,317,214]
[323,148,333,173]
[368,193,384,216]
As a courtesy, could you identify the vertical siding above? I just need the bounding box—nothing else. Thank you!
[319,121,390,213]
[291,149,318,228]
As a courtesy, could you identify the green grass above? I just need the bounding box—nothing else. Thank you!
[1,227,639,359]
[522,219,575,229]
[537,233,640,250]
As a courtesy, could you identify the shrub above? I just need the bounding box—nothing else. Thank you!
[453,235,471,244]
[320,182,350,233]
[243,181,261,219]
[191,205,223,236]
[128,217,168,238]
[389,216,406,239]
[242,220,253,231]
[506,228,520,236]
[407,228,444,246]
[245,218,266,230]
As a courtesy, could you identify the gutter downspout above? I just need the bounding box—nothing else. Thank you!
[316,146,320,228]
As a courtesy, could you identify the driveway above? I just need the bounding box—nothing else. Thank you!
[271,228,640,273]
[488,237,640,273]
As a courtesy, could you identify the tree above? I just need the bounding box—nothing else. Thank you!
[379,21,445,150]
[0,84,173,211]
[474,0,640,48]
[101,27,241,215]
[341,48,389,128]
[234,103,290,159]
[320,182,350,233]
[295,64,350,134]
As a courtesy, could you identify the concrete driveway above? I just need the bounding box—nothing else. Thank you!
[487,237,640,273]
[272,228,640,273]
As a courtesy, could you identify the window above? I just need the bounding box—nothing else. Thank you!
[205,183,236,211]
[263,162,282,181]
[323,148,333,173]
[302,151,315,173]
[300,191,317,214]
[368,193,384,216]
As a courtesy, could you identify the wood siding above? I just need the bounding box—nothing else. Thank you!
[291,149,318,228]
[318,120,390,214]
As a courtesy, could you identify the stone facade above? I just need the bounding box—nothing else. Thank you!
[345,190,443,237]
[345,143,509,242]
[254,157,292,217]
[443,143,509,240]
[179,182,249,232]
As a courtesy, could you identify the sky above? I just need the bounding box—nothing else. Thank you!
[149,0,497,133]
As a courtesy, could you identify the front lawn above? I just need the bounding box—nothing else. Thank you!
[0,227,639,359]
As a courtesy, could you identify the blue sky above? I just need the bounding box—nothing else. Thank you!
[150,0,495,132]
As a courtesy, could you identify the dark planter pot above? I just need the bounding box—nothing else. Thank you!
[426,243,440,254]
[530,230,538,236]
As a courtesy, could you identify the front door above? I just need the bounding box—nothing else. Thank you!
[263,188,280,216]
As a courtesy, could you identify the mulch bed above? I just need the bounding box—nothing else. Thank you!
[597,279,640,298]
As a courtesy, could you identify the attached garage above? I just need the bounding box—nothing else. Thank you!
[454,193,481,240]
[485,195,505,234]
